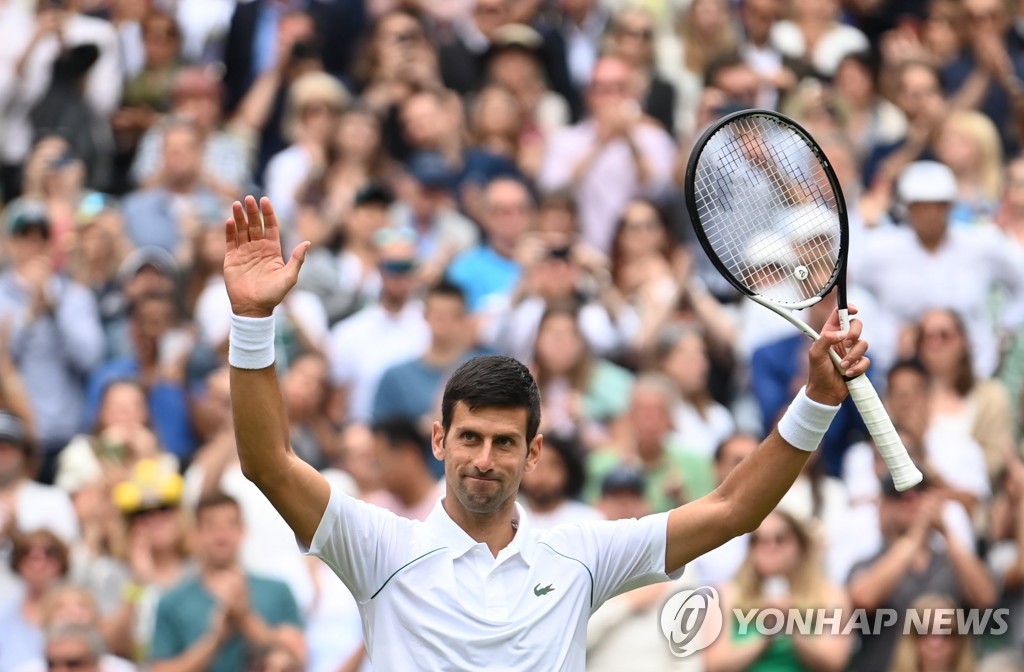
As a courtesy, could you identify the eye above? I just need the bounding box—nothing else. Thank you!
[460,431,479,442]
[496,436,515,448]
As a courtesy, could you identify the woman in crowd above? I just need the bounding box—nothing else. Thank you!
[933,110,1004,227]
[655,324,735,458]
[280,352,336,470]
[0,530,72,670]
[605,7,676,133]
[769,0,869,77]
[889,593,977,672]
[530,304,634,447]
[706,510,853,671]
[354,9,440,119]
[832,50,907,169]
[914,308,1014,485]
[263,71,349,244]
[467,85,527,174]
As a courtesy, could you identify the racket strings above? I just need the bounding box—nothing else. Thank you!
[691,115,841,306]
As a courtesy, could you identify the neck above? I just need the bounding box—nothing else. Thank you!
[380,295,406,314]
[917,231,946,252]
[151,546,181,569]
[200,560,236,578]
[443,494,517,557]
[636,438,662,463]
[529,496,564,514]
[166,178,196,195]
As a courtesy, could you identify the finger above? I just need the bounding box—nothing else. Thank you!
[232,201,250,244]
[245,195,263,241]
[225,217,237,250]
[260,197,280,242]
[844,354,870,378]
[840,340,869,370]
[286,241,311,284]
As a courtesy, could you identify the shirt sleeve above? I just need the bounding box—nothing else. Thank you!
[557,512,680,612]
[307,479,416,603]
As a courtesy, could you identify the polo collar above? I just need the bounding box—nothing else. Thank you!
[425,497,539,565]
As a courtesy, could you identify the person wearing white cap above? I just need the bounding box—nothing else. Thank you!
[852,160,1024,378]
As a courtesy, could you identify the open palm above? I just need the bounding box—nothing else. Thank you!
[224,196,310,318]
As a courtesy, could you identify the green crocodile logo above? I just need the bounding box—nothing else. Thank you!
[534,583,555,597]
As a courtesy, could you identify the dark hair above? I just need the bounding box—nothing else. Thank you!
[609,197,673,288]
[426,279,466,306]
[371,416,433,464]
[887,357,930,387]
[195,491,242,524]
[915,308,975,397]
[541,434,587,500]
[713,432,759,464]
[441,355,541,443]
[532,302,592,392]
[703,51,748,88]
[837,49,881,89]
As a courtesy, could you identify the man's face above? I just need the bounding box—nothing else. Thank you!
[742,0,779,43]
[433,403,540,515]
[161,127,202,187]
[134,296,176,343]
[402,95,450,149]
[714,435,757,485]
[195,503,244,569]
[907,201,951,241]
[374,434,413,495]
[627,388,672,446]
[886,368,929,434]
[377,242,419,306]
[7,226,50,265]
[424,293,466,348]
[712,64,760,108]
[897,65,943,120]
[587,58,634,118]
[598,490,649,521]
[483,180,533,246]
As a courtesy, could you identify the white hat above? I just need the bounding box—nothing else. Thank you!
[743,232,795,268]
[897,161,957,204]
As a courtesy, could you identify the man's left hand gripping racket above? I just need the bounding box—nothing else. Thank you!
[684,109,923,491]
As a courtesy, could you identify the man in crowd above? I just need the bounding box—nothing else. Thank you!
[364,417,441,521]
[519,434,602,529]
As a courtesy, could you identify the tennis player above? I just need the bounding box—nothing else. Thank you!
[224,196,870,670]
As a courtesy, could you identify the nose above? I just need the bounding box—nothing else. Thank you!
[473,442,496,473]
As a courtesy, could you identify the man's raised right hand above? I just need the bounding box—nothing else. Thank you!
[224,196,310,318]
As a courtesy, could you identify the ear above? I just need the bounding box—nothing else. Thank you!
[431,421,446,461]
[524,433,543,473]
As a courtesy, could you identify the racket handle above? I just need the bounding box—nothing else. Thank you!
[845,375,923,492]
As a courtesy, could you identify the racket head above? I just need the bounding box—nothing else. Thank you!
[684,109,850,309]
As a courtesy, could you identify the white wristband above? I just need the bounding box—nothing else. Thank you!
[228,313,276,370]
[777,386,840,452]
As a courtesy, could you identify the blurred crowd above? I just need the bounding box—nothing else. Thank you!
[1,0,1024,670]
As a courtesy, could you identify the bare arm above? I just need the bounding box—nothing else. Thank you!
[943,528,997,608]
[666,308,870,573]
[225,196,329,547]
[789,586,853,672]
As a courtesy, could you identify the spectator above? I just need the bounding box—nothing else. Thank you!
[914,308,1014,485]
[0,411,79,547]
[105,244,180,361]
[0,530,72,670]
[15,587,137,672]
[327,227,430,424]
[82,291,196,461]
[519,433,602,529]
[353,9,439,119]
[607,198,677,328]
[832,50,907,170]
[655,324,736,458]
[373,280,484,431]
[584,373,715,513]
[105,459,191,663]
[364,417,441,521]
[527,303,633,446]
[437,0,513,95]
[0,201,104,481]
[705,509,853,671]
[447,175,532,315]
[605,7,676,133]
[264,71,349,245]
[149,492,304,672]
[987,453,1024,652]
[888,593,978,672]
[280,353,335,470]
[330,423,383,500]
[855,161,1024,379]
[0,0,121,200]
[769,0,869,77]
[112,10,184,186]
[130,67,252,202]
[120,118,222,257]
[736,0,801,112]
[538,56,676,253]
[554,0,608,91]
[297,183,393,326]
[847,477,997,671]
[933,109,1004,227]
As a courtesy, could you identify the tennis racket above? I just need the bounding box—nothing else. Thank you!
[684,109,922,491]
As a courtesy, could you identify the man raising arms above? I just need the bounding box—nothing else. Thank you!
[224,196,871,670]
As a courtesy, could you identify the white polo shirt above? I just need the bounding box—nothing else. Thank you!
[309,482,680,671]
